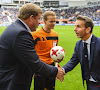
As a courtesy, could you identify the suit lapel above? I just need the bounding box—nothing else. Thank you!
[79,40,84,66]
[90,35,96,70]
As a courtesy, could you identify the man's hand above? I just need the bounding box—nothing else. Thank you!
[56,62,66,82]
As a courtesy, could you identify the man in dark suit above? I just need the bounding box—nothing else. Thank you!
[0,3,65,90]
[57,15,100,90]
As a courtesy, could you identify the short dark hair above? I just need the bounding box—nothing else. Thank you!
[76,15,94,33]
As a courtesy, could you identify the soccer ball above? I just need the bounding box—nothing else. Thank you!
[50,46,65,62]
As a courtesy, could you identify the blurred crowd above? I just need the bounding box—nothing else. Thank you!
[50,6,100,21]
[0,5,100,24]
[0,7,18,24]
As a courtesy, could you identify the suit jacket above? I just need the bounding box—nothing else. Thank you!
[0,19,58,90]
[63,35,100,82]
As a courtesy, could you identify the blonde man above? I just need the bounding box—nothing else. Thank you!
[0,4,65,90]
[31,11,58,90]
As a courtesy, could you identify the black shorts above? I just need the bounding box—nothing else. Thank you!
[34,62,55,90]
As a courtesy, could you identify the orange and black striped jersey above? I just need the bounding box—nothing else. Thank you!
[31,27,58,64]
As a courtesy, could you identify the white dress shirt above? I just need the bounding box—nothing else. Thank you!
[18,18,31,33]
[83,34,97,82]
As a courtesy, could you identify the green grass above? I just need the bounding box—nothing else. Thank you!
[0,26,7,34]
[0,25,100,90]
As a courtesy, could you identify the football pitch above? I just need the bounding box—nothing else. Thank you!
[0,25,100,90]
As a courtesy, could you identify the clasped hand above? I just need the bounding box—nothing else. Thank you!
[55,62,66,82]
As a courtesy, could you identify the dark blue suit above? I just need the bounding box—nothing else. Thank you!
[0,19,58,90]
[63,35,100,82]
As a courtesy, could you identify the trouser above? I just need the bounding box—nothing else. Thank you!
[34,62,55,90]
[87,81,100,90]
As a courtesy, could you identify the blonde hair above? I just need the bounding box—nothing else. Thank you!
[18,3,43,20]
[43,11,56,21]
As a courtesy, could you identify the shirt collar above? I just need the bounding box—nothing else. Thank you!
[18,18,31,33]
[83,34,93,45]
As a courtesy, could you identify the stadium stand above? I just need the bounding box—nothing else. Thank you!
[0,2,100,26]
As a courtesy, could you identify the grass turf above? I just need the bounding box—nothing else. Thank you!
[0,25,100,90]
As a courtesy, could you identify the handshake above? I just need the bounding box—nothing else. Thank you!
[56,62,66,82]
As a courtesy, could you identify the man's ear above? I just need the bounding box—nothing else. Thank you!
[43,19,46,24]
[86,27,91,33]
[30,15,34,22]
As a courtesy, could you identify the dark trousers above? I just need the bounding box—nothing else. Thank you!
[87,81,100,90]
[34,63,55,90]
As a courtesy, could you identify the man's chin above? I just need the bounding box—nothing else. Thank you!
[32,26,38,31]
[51,27,54,29]
[76,36,80,38]
[31,28,36,32]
